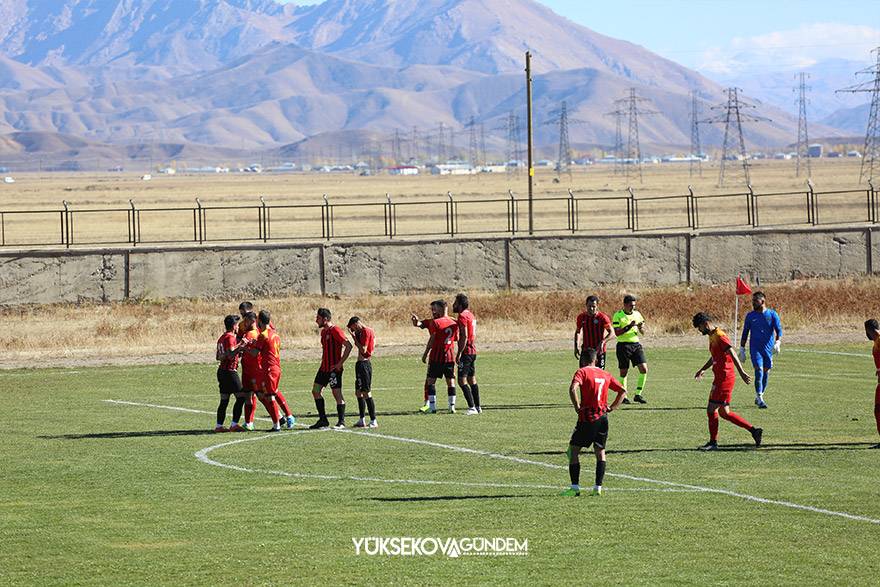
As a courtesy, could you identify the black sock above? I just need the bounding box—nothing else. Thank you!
[447,386,456,397]
[569,461,580,486]
[216,398,229,425]
[315,396,326,420]
[460,384,474,408]
[231,397,244,422]
[595,460,606,487]
[366,397,376,420]
[357,396,366,419]
[337,403,346,423]
[471,383,480,408]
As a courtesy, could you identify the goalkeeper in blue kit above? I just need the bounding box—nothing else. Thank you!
[739,291,782,409]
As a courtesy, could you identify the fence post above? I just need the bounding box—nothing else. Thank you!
[129,199,138,245]
[447,191,456,238]
[628,187,637,232]
[508,190,517,235]
[62,200,71,248]
[384,193,393,239]
[194,198,204,243]
[687,185,697,229]
[568,189,576,233]
[807,179,816,225]
[748,184,757,227]
[869,179,876,224]
[322,194,332,241]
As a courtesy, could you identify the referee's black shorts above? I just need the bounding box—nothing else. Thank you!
[616,342,646,370]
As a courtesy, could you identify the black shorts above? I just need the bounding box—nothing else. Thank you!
[616,342,646,369]
[579,349,606,370]
[458,354,477,378]
[355,360,372,392]
[217,368,242,396]
[569,416,609,449]
[427,362,455,380]
[314,369,343,389]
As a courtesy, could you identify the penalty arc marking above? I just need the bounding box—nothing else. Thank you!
[104,399,880,525]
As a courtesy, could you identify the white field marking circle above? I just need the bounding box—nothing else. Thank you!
[105,399,880,524]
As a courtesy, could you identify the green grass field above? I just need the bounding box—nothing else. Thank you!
[3,344,880,585]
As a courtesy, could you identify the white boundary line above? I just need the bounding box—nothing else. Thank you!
[104,399,880,525]
[786,349,871,358]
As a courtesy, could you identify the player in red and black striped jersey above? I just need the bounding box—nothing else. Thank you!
[453,293,481,415]
[864,319,880,449]
[560,348,627,497]
[214,315,248,432]
[309,308,353,429]
[574,295,613,369]
[411,299,458,414]
[348,316,378,428]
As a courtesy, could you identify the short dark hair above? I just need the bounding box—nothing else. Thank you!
[243,311,257,322]
[239,301,254,312]
[453,293,469,311]
[317,308,331,319]
[623,294,637,304]
[347,316,360,327]
[431,299,447,310]
[258,309,271,326]
[692,312,711,328]
[586,295,599,304]
[580,348,597,366]
[224,314,240,330]
[753,291,765,301]
[866,319,879,331]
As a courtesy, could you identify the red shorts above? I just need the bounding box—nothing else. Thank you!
[709,381,734,405]
[242,371,261,393]
[261,369,281,395]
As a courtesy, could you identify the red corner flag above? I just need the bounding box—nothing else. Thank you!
[735,276,752,295]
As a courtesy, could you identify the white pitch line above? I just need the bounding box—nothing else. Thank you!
[786,349,871,358]
[105,399,880,525]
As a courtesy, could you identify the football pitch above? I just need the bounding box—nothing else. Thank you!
[3,344,879,585]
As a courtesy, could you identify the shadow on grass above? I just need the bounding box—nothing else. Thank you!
[524,441,879,456]
[364,494,536,503]
[40,429,220,440]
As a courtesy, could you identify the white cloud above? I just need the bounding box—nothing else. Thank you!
[699,23,880,75]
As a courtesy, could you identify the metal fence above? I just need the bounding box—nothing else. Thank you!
[1,182,877,249]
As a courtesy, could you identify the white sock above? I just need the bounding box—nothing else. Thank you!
[429,395,436,410]
[449,396,456,408]
[593,485,602,493]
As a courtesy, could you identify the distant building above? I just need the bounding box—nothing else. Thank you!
[430,164,475,175]
[388,165,419,176]
[807,144,823,158]
[847,150,862,158]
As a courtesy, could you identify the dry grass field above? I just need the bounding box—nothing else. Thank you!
[0,158,871,247]
[3,276,879,368]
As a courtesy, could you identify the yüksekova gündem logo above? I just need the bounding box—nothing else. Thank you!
[352,537,528,557]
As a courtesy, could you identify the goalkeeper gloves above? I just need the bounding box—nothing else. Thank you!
[774,340,781,354]
[738,347,747,362]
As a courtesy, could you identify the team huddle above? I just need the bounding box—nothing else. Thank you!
[212,290,880,497]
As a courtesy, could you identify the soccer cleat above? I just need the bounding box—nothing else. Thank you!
[633,395,647,404]
[476,407,483,413]
[756,397,768,409]
[621,398,631,405]
[418,404,431,413]
[333,421,346,429]
[214,425,228,433]
[699,440,718,451]
[449,406,456,414]
[466,407,479,415]
[559,488,580,497]
[368,420,379,428]
[589,487,603,497]
[751,427,763,448]
[309,419,330,430]
[268,426,281,433]
[870,443,880,449]
[228,423,244,432]
[286,415,296,429]
[243,422,255,431]
[354,418,366,428]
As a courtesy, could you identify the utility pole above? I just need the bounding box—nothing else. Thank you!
[690,91,703,178]
[604,108,625,176]
[702,88,769,187]
[467,116,480,169]
[526,51,534,235]
[795,73,811,178]
[838,48,880,183]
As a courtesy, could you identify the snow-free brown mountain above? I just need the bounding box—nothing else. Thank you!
[0,0,843,157]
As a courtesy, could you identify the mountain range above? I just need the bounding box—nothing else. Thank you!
[0,0,850,162]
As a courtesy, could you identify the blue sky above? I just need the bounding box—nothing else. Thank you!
[282,0,880,73]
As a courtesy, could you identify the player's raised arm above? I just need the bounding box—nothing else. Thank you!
[411,313,422,328]
[772,310,783,353]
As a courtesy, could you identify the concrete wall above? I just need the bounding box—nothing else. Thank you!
[0,226,876,305]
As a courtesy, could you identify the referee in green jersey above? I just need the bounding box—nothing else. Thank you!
[611,294,648,404]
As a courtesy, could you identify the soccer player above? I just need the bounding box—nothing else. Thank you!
[411,300,458,414]
[238,301,295,428]
[865,319,880,449]
[574,294,613,369]
[738,291,783,409]
[612,294,648,404]
[309,308,353,429]
[238,311,261,431]
[560,348,627,497]
[453,293,481,415]
[347,316,378,428]
[215,315,247,432]
[692,312,762,451]
[248,310,286,432]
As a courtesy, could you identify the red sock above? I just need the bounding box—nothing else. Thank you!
[267,398,280,423]
[708,411,719,441]
[275,391,292,417]
[247,395,257,424]
[875,384,880,435]
[720,409,752,430]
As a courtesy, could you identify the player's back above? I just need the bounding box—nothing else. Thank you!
[429,316,458,362]
[457,310,476,354]
[257,328,281,372]
[240,328,261,374]
[572,366,618,417]
[709,328,734,378]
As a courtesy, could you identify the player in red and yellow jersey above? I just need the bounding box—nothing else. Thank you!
[864,319,880,449]
[412,299,458,414]
[215,315,248,432]
[238,311,262,430]
[309,308,353,429]
[248,310,285,432]
[560,348,627,497]
[692,313,761,451]
[454,293,481,415]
